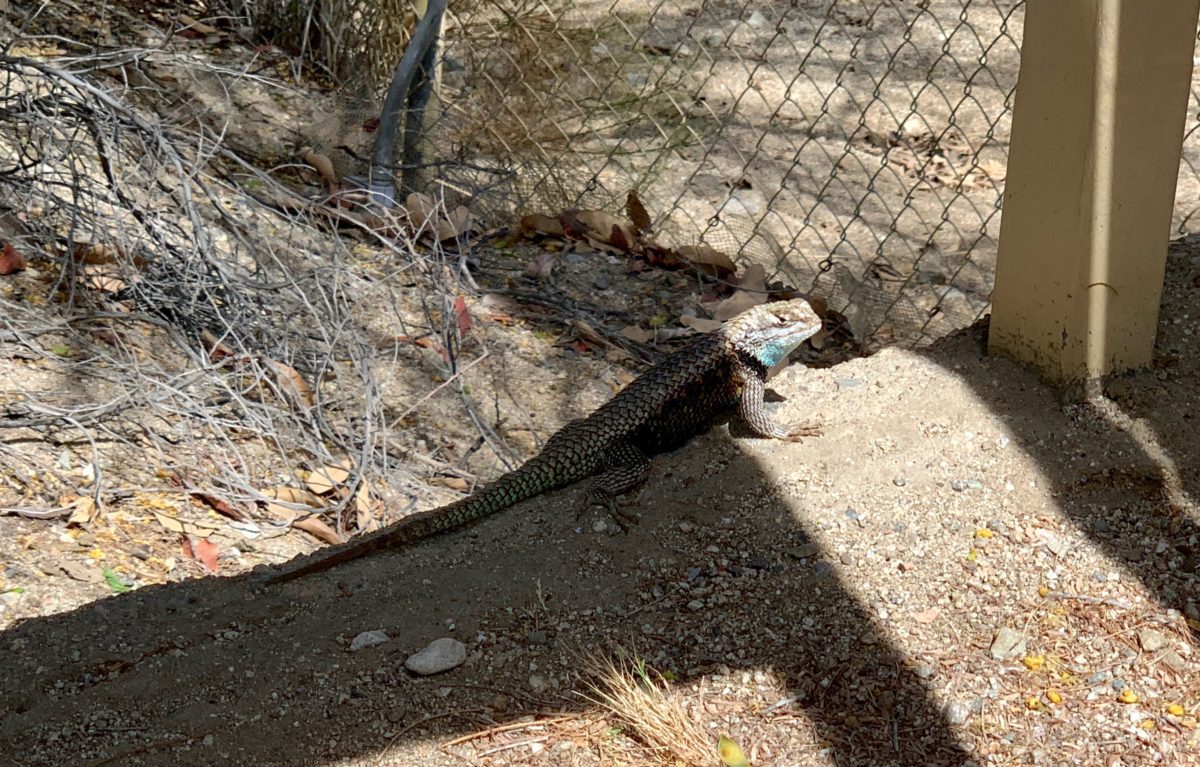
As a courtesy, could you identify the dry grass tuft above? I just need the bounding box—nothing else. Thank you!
[581,647,713,767]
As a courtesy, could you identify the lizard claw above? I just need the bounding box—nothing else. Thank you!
[783,418,823,441]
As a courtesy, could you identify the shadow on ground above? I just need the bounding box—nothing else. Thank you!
[0,433,969,766]
[1,246,1196,767]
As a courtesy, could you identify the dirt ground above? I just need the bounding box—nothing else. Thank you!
[2,240,1198,766]
[3,3,1200,766]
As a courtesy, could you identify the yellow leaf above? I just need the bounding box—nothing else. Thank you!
[974,528,994,539]
[1037,584,1049,597]
[1025,697,1043,711]
[1139,719,1156,730]
[1045,689,1062,705]
[717,735,749,767]
[1119,688,1139,704]
[1167,703,1186,716]
[1022,655,1044,672]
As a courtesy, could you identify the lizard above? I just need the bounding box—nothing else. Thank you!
[264,297,823,585]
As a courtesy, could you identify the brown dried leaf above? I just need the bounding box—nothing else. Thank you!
[428,476,471,492]
[626,190,652,235]
[299,146,338,188]
[519,213,564,238]
[293,515,343,545]
[619,325,653,344]
[67,496,98,526]
[713,291,764,322]
[436,206,473,241]
[265,359,315,410]
[573,210,636,248]
[405,192,437,226]
[199,329,236,362]
[676,244,736,279]
[0,242,25,275]
[298,465,350,495]
[192,537,220,573]
[267,486,327,508]
[453,295,473,334]
[734,263,767,294]
[680,315,723,333]
[573,319,610,348]
[263,502,300,523]
[190,492,249,522]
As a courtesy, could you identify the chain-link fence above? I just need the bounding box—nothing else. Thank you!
[298,0,1200,347]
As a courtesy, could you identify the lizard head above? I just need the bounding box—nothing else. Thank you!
[725,298,822,368]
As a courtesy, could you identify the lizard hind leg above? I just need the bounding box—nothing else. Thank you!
[584,441,651,530]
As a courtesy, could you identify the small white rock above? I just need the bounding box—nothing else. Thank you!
[405,638,467,676]
[350,630,390,652]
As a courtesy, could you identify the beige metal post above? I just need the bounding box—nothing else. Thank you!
[988,0,1200,385]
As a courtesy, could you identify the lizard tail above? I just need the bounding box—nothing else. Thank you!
[263,457,568,584]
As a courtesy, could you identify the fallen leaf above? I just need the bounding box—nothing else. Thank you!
[912,607,941,624]
[405,192,437,227]
[0,242,27,274]
[676,244,736,279]
[626,190,652,235]
[299,146,338,189]
[190,492,249,522]
[712,291,763,321]
[200,329,236,361]
[266,486,327,508]
[518,213,564,238]
[59,559,97,582]
[735,263,768,294]
[67,496,98,526]
[265,359,315,410]
[680,315,723,333]
[428,476,471,492]
[572,319,610,348]
[436,206,473,241]
[453,296,473,334]
[293,515,343,545]
[177,13,221,35]
[572,209,636,248]
[298,465,350,495]
[618,325,653,343]
[181,536,220,573]
[354,483,376,531]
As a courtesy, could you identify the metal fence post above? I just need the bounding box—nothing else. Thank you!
[988,0,1200,386]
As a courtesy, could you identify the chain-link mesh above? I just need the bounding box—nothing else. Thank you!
[301,0,1022,345]
[1174,28,1200,236]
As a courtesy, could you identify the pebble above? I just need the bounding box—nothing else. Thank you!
[835,377,864,390]
[593,274,611,290]
[989,626,1026,660]
[1138,628,1168,652]
[787,543,820,560]
[349,630,390,652]
[950,479,982,492]
[686,599,705,611]
[404,638,467,676]
[526,630,548,646]
[678,521,694,533]
[893,475,908,487]
[944,699,972,725]
[746,10,768,28]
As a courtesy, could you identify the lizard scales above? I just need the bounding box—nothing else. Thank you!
[265,298,821,584]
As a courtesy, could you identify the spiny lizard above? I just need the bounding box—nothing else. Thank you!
[265,298,822,584]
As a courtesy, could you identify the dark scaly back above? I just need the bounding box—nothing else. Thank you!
[595,333,746,454]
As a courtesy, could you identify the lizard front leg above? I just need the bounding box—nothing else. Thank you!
[737,375,822,442]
